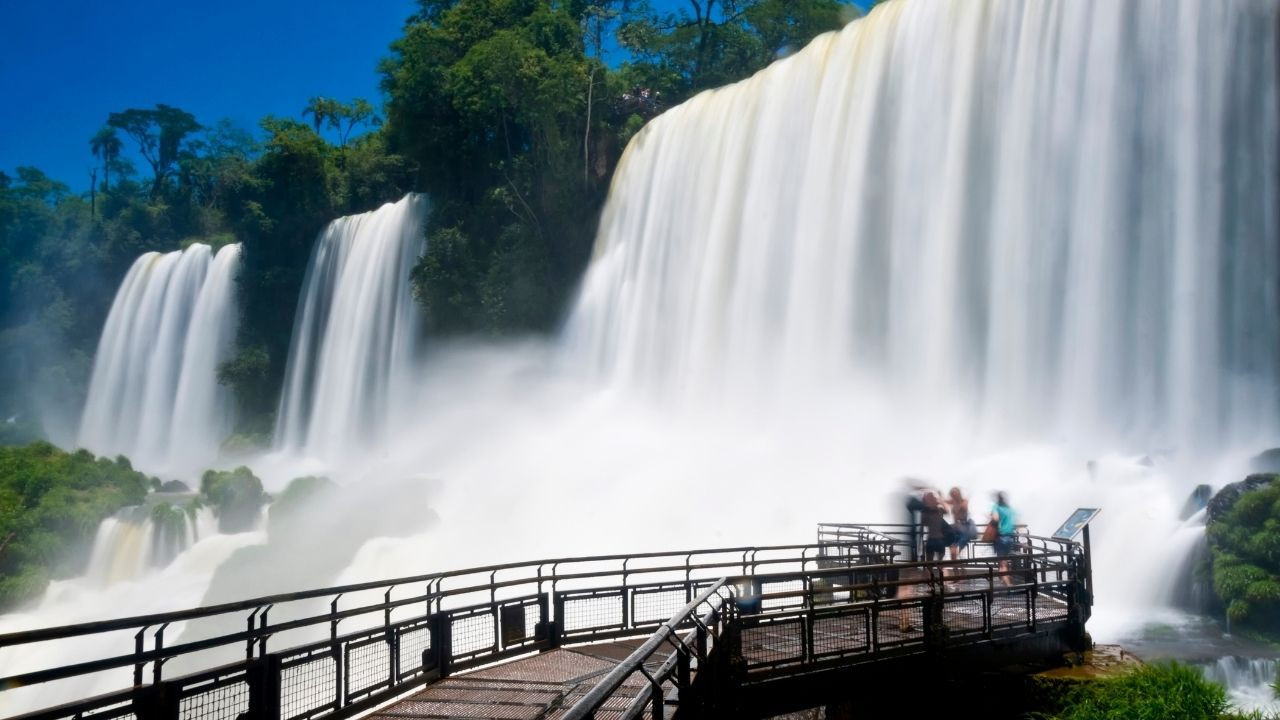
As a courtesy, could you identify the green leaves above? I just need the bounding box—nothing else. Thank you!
[1206,479,1280,634]
[0,443,151,609]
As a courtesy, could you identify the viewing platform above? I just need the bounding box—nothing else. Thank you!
[0,522,1094,720]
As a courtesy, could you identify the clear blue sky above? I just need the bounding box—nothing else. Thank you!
[1,0,866,191]
[0,0,417,190]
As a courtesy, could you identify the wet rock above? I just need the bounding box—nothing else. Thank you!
[1179,484,1212,520]
[1207,474,1277,523]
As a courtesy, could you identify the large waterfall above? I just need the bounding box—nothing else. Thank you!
[78,244,241,474]
[568,0,1280,454]
[275,194,429,461]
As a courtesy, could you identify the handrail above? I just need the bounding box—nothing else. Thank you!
[560,579,730,720]
[0,522,1090,720]
[0,541,877,648]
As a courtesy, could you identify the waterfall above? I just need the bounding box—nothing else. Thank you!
[566,0,1280,454]
[84,504,218,584]
[78,244,241,474]
[275,194,429,461]
[1202,657,1279,712]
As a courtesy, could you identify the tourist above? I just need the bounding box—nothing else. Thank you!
[900,478,930,562]
[946,486,976,561]
[991,491,1018,586]
[921,491,951,562]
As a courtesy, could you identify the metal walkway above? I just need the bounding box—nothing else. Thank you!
[0,523,1093,720]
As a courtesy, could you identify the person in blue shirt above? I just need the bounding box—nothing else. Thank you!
[991,491,1018,586]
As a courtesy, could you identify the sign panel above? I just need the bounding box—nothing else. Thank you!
[1052,508,1100,540]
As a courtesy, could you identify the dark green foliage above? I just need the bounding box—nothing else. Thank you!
[1205,477,1280,633]
[4,1,856,440]
[0,442,150,609]
[199,466,267,533]
[384,0,857,336]
[1038,662,1229,720]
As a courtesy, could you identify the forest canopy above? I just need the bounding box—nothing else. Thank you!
[0,0,872,446]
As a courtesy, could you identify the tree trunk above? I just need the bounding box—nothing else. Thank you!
[584,65,596,187]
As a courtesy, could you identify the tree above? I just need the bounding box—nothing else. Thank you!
[302,96,341,134]
[89,127,123,192]
[107,105,201,198]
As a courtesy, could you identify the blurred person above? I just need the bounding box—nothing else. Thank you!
[991,491,1018,586]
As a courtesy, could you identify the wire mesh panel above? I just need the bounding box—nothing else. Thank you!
[810,606,870,659]
[990,588,1030,629]
[176,670,250,720]
[450,607,498,658]
[739,614,805,670]
[344,633,392,703]
[558,589,625,636]
[395,620,433,680]
[876,599,926,648]
[497,595,543,650]
[941,594,987,638]
[631,583,689,626]
[1035,589,1070,622]
[281,648,338,720]
[760,578,806,610]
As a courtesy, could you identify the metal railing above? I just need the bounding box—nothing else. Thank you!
[560,580,734,720]
[0,526,1088,720]
[0,538,890,720]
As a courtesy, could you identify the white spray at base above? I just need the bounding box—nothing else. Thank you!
[77,243,242,476]
[1203,657,1280,713]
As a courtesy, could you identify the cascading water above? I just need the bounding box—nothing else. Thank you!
[85,503,219,584]
[567,0,1280,456]
[78,243,241,475]
[274,194,429,464]
[1202,657,1279,712]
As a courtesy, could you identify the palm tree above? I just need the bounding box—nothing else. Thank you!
[302,97,337,135]
[90,127,123,191]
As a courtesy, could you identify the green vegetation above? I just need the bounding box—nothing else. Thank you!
[1205,477,1280,636]
[1,0,873,444]
[199,466,268,533]
[0,442,150,609]
[1035,662,1230,720]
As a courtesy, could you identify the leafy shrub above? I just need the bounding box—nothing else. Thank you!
[1044,662,1228,720]
[200,466,267,533]
[1206,478,1280,633]
[0,442,150,608]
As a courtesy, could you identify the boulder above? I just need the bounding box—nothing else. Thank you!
[1179,484,1212,521]
[1207,474,1278,524]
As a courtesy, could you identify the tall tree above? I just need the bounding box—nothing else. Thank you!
[89,127,123,192]
[107,105,201,198]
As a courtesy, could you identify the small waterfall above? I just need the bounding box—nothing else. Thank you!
[78,244,241,474]
[84,503,216,585]
[1203,657,1279,712]
[275,194,429,461]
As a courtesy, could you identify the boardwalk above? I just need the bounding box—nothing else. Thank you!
[372,643,667,720]
[0,524,1092,720]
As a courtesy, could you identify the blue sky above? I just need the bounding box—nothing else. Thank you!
[1,1,866,190]
[0,0,416,190]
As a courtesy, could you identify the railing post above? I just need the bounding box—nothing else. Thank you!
[430,611,453,678]
[134,681,178,720]
[549,592,565,648]
[247,654,282,720]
